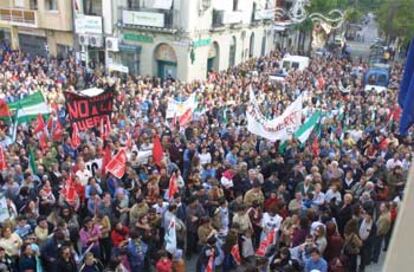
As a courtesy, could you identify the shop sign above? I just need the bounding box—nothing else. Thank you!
[122,10,165,28]
[124,33,153,43]
[192,38,212,48]
[75,15,103,34]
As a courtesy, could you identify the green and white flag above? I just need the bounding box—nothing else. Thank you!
[9,92,50,124]
[294,111,321,144]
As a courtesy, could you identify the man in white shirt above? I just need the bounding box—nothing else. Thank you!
[260,209,283,241]
[386,153,402,170]
[75,162,92,186]
[324,184,342,205]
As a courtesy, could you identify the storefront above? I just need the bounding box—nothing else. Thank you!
[18,33,47,57]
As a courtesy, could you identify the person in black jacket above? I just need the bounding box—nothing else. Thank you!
[18,243,37,272]
[56,245,78,272]
[269,247,301,272]
[40,230,65,271]
[359,208,377,272]
[0,246,15,272]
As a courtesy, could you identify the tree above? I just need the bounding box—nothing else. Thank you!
[376,0,414,45]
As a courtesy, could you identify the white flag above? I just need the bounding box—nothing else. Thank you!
[164,217,177,254]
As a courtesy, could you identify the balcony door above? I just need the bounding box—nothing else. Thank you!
[249,33,255,58]
[155,43,177,79]
[229,36,236,68]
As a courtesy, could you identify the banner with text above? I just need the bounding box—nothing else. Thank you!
[247,90,303,142]
[64,89,114,131]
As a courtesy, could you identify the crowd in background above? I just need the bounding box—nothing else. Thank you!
[0,44,409,272]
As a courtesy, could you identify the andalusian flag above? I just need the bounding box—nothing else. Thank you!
[294,111,322,144]
[9,92,50,124]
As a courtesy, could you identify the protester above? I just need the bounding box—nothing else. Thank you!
[0,44,407,272]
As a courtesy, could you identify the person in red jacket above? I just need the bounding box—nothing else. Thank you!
[110,221,129,249]
[155,251,173,272]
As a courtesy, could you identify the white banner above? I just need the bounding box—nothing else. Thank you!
[122,10,165,27]
[85,158,103,177]
[166,93,198,119]
[75,15,103,34]
[247,91,303,142]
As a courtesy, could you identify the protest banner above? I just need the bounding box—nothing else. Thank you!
[166,93,198,119]
[64,88,114,131]
[247,90,303,142]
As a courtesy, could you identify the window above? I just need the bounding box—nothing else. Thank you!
[127,0,140,9]
[30,0,38,9]
[233,0,238,11]
[46,0,57,10]
[84,0,102,16]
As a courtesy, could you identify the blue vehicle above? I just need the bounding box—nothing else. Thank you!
[364,63,390,93]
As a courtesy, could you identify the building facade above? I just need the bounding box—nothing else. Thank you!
[105,0,277,81]
[0,0,73,58]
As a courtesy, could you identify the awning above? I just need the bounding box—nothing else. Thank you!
[273,25,286,31]
[108,64,129,74]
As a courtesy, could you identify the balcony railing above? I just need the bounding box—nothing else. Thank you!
[223,10,243,25]
[0,8,38,27]
[122,8,175,30]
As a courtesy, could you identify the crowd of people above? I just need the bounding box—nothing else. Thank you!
[0,42,408,272]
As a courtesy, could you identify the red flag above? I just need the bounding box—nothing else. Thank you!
[47,117,53,131]
[167,174,178,200]
[34,114,46,134]
[61,174,78,205]
[52,121,64,142]
[0,146,6,170]
[206,251,215,272]
[179,108,192,127]
[230,244,241,265]
[152,135,164,167]
[256,229,276,257]
[71,124,80,149]
[105,148,127,179]
[311,137,320,157]
[0,99,10,118]
[100,117,111,141]
[101,146,112,175]
[39,131,48,151]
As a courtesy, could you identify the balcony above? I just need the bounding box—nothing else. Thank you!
[254,9,274,21]
[122,8,175,33]
[0,7,38,28]
[223,10,243,25]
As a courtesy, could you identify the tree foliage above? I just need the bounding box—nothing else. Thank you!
[376,0,414,44]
